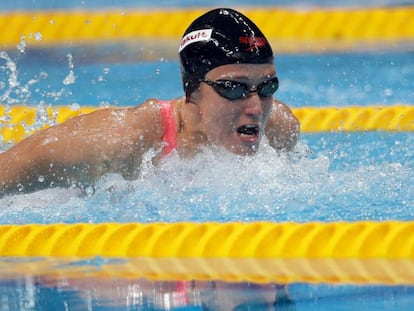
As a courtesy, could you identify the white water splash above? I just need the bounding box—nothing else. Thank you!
[0,139,412,224]
[0,51,48,106]
[63,53,76,85]
[16,35,26,53]
[0,51,19,104]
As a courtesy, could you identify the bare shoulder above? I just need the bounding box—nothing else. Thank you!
[75,99,164,142]
[123,99,164,140]
[265,100,300,151]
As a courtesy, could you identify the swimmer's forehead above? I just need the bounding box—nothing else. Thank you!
[207,63,276,81]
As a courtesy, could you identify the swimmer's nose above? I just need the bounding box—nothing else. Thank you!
[243,93,264,117]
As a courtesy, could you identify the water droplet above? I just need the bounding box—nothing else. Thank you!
[66,53,74,70]
[62,74,74,85]
[16,35,26,53]
[34,32,42,41]
[63,54,76,85]
[70,103,81,111]
[17,183,24,192]
[84,186,95,196]
[384,89,393,97]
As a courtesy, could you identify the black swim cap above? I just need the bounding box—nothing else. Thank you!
[179,8,274,98]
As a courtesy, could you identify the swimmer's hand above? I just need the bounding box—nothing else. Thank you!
[265,100,300,151]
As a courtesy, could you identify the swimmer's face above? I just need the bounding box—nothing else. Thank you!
[197,63,276,155]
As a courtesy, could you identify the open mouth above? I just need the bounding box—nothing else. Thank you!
[237,124,260,137]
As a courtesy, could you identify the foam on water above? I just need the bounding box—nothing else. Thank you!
[0,138,412,224]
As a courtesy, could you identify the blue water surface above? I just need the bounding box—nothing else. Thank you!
[2,49,413,107]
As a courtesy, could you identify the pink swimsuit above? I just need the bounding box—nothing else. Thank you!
[159,100,177,156]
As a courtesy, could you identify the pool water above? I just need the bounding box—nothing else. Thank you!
[0,49,413,224]
[0,14,414,311]
[3,49,414,107]
[1,270,414,310]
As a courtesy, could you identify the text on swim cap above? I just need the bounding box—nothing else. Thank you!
[239,36,268,51]
[179,29,213,52]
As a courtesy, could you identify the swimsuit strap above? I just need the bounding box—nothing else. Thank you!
[159,100,178,156]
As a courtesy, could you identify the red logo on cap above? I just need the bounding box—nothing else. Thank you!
[239,36,267,51]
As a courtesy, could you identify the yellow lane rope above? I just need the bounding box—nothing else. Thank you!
[1,7,413,52]
[0,105,413,144]
[2,221,414,284]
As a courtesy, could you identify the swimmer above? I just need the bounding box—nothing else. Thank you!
[0,8,299,196]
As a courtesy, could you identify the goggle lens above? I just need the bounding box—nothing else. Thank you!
[203,77,279,100]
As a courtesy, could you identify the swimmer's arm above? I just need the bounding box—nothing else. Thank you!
[0,126,88,196]
[0,102,162,196]
[265,100,300,151]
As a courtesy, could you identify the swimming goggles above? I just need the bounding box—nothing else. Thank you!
[202,76,279,100]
